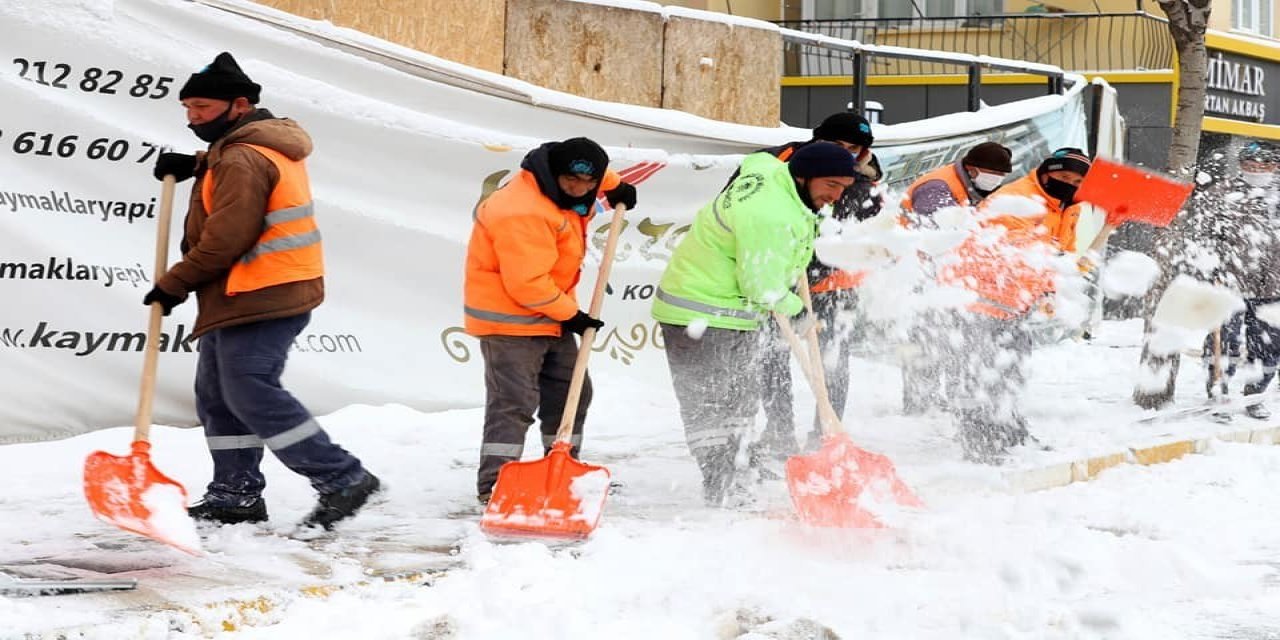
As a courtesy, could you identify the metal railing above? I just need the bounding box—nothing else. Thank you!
[777,12,1172,76]
[779,27,1071,115]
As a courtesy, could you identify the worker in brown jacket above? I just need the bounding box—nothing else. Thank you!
[464,137,636,504]
[145,52,379,530]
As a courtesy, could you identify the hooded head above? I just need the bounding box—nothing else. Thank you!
[179,52,262,143]
[523,137,610,215]
[789,142,859,212]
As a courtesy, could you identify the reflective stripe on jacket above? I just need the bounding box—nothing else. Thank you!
[651,151,816,331]
[200,143,323,295]
[464,168,620,337]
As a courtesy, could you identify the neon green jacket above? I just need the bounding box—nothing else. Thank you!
[651,152,817,330]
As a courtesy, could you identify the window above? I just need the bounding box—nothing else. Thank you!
[806,0,1002,19]
[1234,0,1274,36]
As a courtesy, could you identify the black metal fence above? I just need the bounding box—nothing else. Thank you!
[777,12,1173,76]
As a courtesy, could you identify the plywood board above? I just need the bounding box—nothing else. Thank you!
[662,15,781,126]
[505,0,664,108]
[256,0,505,73]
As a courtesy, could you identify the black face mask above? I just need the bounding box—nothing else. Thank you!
[188,104,238,143]
[1042,177,1078,204]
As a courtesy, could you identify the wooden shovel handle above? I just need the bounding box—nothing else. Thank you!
[133,176,176,444]
[555,203,628,442]
[1086,222,1118,256]
[775,278,845,436]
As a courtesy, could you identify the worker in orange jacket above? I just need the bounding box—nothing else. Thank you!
[937,147,1091,463]
[464,137,635,504]
[899,142,1013,415]
[901,141,1013,220]
[983,147,1091,253]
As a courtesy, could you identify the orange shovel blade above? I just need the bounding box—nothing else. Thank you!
[479,442,610,541]
[785,433,922,528]
[83,441,201,555]
[1075,157,1193,228]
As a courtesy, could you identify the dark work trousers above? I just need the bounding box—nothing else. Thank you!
[901,310,963,415]
[756,316,795,450]
[476,333,590,497]
[947,312,1032,463]
[758,292,860,453]
[1203,298,1280,397]
[661,322,760,505]
[196,312,366,507]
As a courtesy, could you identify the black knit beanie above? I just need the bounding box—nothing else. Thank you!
[789,142,859,179]
[963,142,1013,173]
[812,112,875,148]
[548,137,609,180]
[179,52,262,104]
[1038,147,1092,177]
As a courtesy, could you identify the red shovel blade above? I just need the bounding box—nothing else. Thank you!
[785,433,922,528]
[1075,157,1193,228]
[479,442,610,541]
[83,441,202,555]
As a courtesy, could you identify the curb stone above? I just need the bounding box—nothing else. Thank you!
[1004,423,1280,492]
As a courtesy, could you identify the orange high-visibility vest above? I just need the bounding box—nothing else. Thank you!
[201,143,324,295]
[980,172,1081,253]
[900,162,972,214]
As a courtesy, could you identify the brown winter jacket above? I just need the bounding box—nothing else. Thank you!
[157,110,323,337]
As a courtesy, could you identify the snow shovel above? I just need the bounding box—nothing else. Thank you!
[83,176,201,555]
[478,203,627,540]
[775,282,922,529]
[1076,156,1194,255]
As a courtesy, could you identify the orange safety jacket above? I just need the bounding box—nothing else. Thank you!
[810,269,867,293]
[938,235,1056,320]
[200,143,323,295]
[464,169,620,337]
[980,172,1081,253]
[900,162,974,214]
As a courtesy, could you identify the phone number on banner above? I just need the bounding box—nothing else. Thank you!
[0,130,158,164]
[12,58,175,100]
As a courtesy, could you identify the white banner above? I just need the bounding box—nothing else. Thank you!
[0,0,1092,444]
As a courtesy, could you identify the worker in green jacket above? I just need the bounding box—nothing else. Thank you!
[652,142,859,507]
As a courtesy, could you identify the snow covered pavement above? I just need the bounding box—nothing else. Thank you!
[3,319,1280,638]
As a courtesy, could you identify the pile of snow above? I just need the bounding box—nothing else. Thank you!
[1153,276,1243,332]
[1100,251,1161,298]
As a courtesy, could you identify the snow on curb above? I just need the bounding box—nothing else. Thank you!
[32,426,1280,637]
[1005,424,1280,492]
[39,568,444,636]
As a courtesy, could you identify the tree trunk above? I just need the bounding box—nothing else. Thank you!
[1132,0,1211,410]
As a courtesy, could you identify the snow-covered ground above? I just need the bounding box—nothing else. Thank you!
[3,319,1279,639]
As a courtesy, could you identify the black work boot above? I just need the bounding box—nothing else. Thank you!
[1246,403,1272,420]
[302,473,382,530]
[188,498,268,525]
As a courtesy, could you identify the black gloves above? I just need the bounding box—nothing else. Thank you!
[603,181,637,209]
[562,310,605,335]
[143,286,186,316]
[153,152,198,182]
